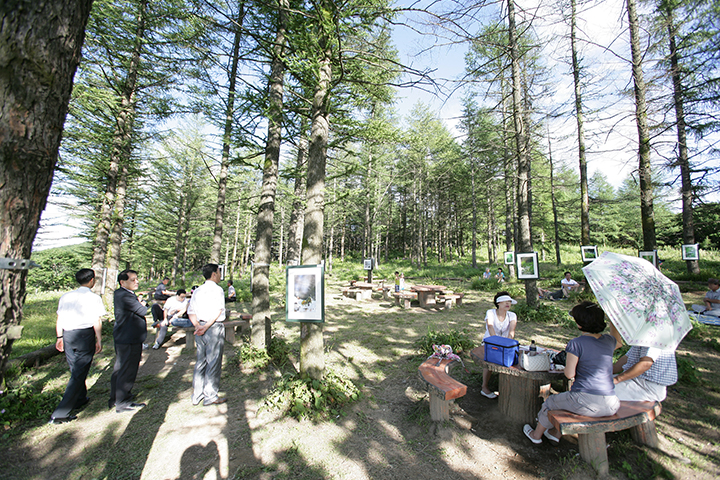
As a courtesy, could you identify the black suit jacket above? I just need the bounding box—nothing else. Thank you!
[113,287,148,344]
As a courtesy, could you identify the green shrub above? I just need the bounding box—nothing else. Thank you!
[26,244,92,292]
[238,335,291,370]
[262,370,361,420]
[415,327,474,356]
[514,301,569,325]
[677,355,701,386]
[0,384,62,429]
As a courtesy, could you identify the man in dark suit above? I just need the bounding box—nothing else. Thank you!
[109,269,148,413]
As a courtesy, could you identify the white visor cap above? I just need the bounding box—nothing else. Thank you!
[496,295,517,305]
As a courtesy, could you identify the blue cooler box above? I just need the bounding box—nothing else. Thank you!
[484,335,519,367]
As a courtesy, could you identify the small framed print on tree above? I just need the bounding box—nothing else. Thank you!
[286,264,324,323]
[516,252,539,280]
[580,245,598,262]
[638,250,658,268]
[681,244,699,261]
[504,251,515,265]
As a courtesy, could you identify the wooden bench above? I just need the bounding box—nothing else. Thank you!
[393,291,417,308]
[548,400,661,476]
[435,293,464,310]
[182,314,252,348]
[418,358,467,421]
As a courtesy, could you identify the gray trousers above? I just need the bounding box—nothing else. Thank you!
[192,322,225,405]
[52,327,95,419]
[537,390,620,430]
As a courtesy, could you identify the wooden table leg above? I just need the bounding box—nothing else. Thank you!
[498,374,546,425]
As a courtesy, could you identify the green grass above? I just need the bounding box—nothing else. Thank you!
[10,291,63,358]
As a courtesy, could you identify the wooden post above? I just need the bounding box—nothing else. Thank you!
[578,432,609,476]
[630,420,659,447]
[428,390,450,421]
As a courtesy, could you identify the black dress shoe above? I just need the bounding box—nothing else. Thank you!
[73,397,90,409]
[203,397,227,406]
[116,402,146,413]
[109,393,137,409]
[48,415,77,424]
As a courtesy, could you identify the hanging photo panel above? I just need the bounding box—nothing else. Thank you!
[286,264,324,323]
[581,245,598,262]
[638,250,658,268]
[504,251,515,265]
[681,244,699,261]
[516,252,539,280]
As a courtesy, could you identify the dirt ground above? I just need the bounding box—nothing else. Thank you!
[1,283,719,480]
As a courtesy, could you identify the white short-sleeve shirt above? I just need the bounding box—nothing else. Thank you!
[57,286,107,331]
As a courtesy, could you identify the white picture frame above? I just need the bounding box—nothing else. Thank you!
[580,245,598,262]
[638,250,658,268]
[504,251,515,265]
[681,244,699,261]
[363,258,373,270]
[516,252,539,280]
[286,264,324,323]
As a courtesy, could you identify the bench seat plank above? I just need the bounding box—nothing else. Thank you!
[418,358,467,421]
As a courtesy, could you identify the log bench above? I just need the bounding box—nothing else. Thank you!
[548,400,661,476]
[418,358,467,421]
[393,291,417,308]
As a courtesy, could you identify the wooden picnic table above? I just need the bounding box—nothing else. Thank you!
[470,345,566,424]
[345,281,374,300]
[410,285,448,308]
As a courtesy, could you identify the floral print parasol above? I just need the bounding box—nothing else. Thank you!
[582,251,692,350]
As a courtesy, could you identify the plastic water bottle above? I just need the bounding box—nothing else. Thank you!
[529,340,537,352]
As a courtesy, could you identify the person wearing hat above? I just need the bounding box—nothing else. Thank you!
[481,291,518,398]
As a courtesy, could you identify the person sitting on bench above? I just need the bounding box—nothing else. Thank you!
[153,277,175,301]
[613,345,677,402]
[152,289,192,349]
[225,280,236,303]
[523,302,623,444]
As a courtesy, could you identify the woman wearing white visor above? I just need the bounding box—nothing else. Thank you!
[481,291,518,398]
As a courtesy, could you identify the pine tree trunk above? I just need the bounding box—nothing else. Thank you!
[627,0,657,250]
[300,52,331,380]
[571,0,591,246]
[664,5,699,274]
[210,5,245,263]
[0,0,93,384]
[508,0,537,305]
[548,128,562,265]
[251,4,286,348]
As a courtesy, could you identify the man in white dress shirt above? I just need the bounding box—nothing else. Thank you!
[49,268,106,424]
[187,263,227,406]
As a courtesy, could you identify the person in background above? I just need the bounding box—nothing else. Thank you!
[483,268,492,280]
[394,271,401,292]
[561,272,581,296]
[152,289,191,349]
[110,269,148,413]
[399,272,405,291]
[704,278,720,312]
[225,280,236,303]
[523,302,623,444]
[495,268,505,283]
[153,277,175,301]
[481,291,518,399]
[49,269,106,424]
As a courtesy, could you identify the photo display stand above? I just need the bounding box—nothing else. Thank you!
[286,264,325,323]
[516,252,539,279]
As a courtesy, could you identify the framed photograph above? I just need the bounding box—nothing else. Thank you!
[286,264,324,323]
[638,250,658,268]
[516,252,539,280]
[681,244,699,261]
[580,245,598,262]
[363,258,373,270]
[504,251,515,265]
